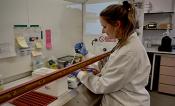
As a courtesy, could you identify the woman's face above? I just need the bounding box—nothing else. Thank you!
[100,17,120,39]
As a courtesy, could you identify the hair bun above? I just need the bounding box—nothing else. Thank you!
[123,1,130,10]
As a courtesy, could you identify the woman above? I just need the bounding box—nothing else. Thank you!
[76,1,151,106]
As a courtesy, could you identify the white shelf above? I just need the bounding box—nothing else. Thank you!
[144,12,174,14]
[64,0,87,3]
[143,28,173,30]
[64,0,117,4]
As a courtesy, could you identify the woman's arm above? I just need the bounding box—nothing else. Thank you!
[77,51,137,94]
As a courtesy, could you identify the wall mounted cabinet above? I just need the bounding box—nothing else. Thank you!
[144,0,174,13]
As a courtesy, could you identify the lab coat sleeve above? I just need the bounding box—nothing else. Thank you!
[83,52,100,70]
[77,51,137,94]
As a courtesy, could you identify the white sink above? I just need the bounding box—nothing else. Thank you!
[32,67,68,97]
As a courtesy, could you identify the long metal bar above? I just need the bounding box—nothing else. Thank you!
[0,52,111,104]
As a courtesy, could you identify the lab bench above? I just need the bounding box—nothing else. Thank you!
[2,76,78,106]
[147,48,175,95]
[1,75,100,106]
[0,51,111,105]
[2,76,73,106]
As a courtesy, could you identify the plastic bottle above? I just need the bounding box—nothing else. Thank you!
[67,75,80,89]
[32,55,45,70]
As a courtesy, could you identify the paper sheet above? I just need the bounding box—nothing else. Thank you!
[16,36,29,48]
[0,43,16,59]
[35,41,42,49]
[32,50,42,57]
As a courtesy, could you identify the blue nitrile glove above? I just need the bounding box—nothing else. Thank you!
[74,42,88,56]
[86,68,99,75]
[86,68,93,74]
[70,69,81,77]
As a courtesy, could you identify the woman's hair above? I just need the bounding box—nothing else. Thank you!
[100,1,136,48]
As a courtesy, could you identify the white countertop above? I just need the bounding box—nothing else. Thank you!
[1,67,100,106]
[1,75,99,106]
[146,47,175,55]
[1,76,79,106]
[3,76,33,90]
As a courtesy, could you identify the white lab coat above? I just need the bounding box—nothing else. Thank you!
[77,32,151,106]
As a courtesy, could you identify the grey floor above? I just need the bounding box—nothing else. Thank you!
[150,91,175,106]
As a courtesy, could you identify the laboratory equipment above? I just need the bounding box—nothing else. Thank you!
[67,68,94,89]
[158,25,172,52]
[146,22,157,29]
[74,42,88,56]
[158,36,172,52]
[67,75,80,89]
[47,59,57,69]
[57,55,81,68]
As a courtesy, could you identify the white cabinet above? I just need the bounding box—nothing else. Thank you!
[145,0,174,13]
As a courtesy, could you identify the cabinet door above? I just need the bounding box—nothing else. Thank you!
[160,66,175,76]
[159,84,175,94]
[159,75,175,85]
[145,0,173,13]
[160,55,175,67]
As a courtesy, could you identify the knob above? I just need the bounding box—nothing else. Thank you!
[103,48,107,52]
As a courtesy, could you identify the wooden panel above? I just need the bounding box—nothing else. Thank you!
[159,84,175,94]
[161,56,175,66]
[159,75,175,85]
[160,66,175,77]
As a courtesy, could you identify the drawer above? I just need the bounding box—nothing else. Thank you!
[159,75,175,85]
[161,56,175,66]
[159,84,175,94]
[160,66,175,77]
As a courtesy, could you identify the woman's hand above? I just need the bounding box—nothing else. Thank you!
[81,68,100,75]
